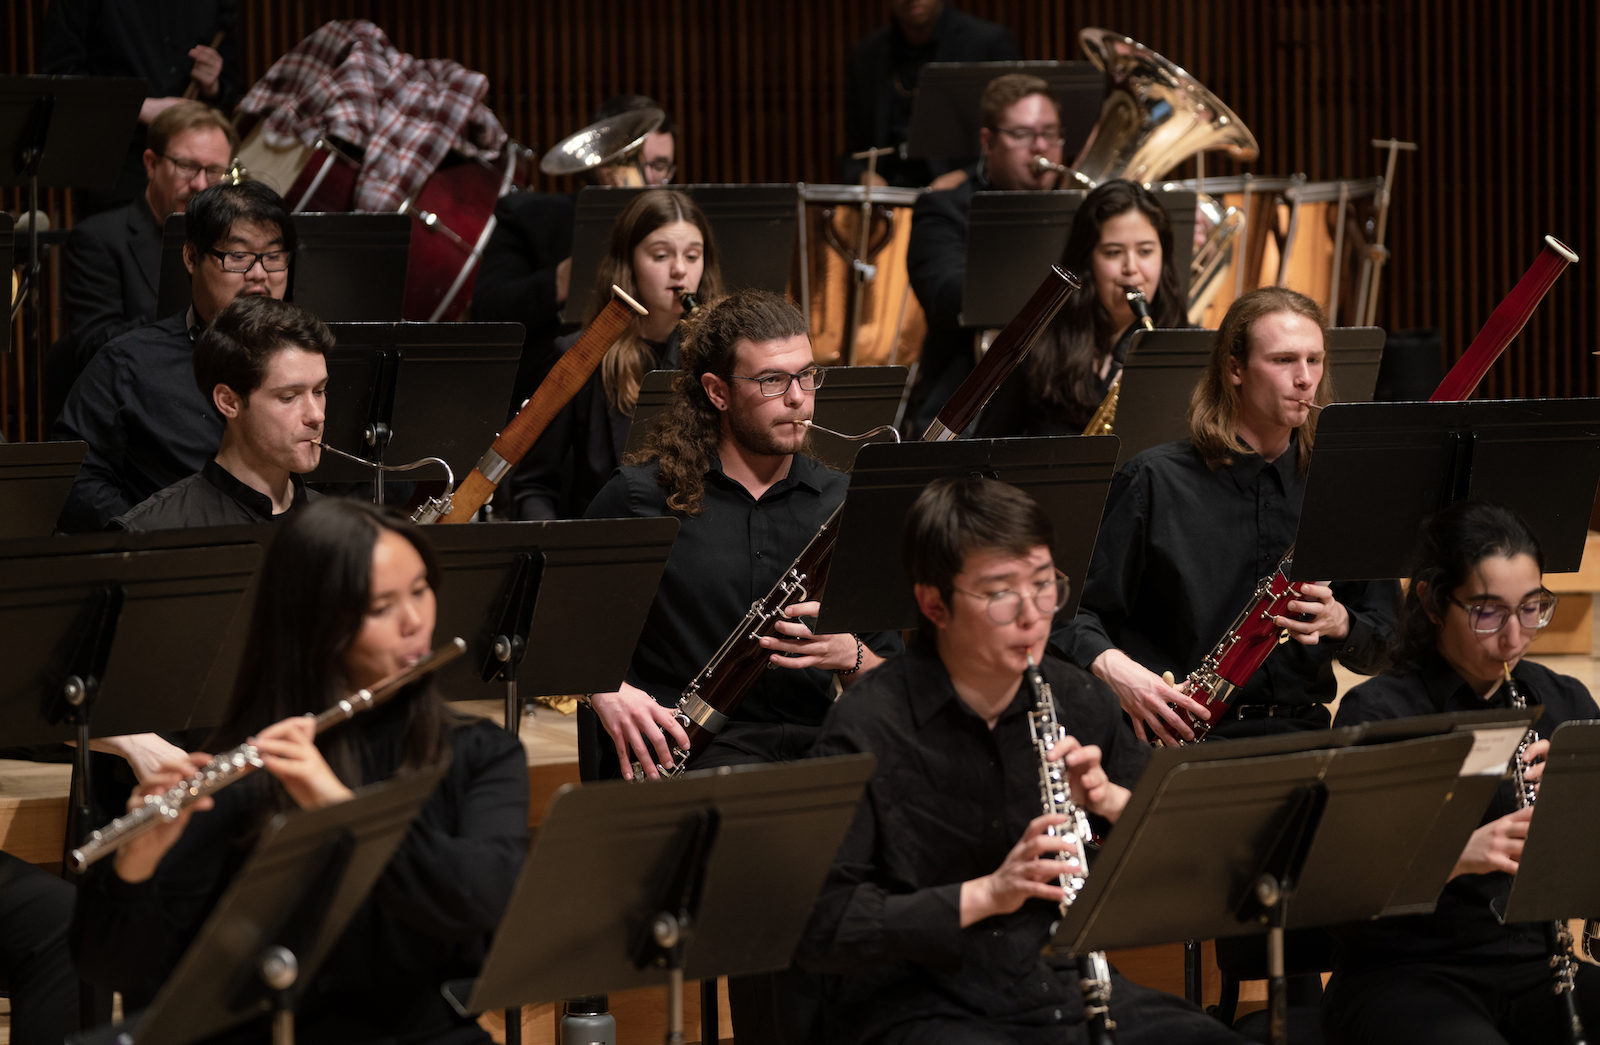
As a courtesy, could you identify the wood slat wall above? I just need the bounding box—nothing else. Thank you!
[6,0,1596,437]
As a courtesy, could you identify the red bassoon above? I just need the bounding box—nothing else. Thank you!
[647,266,1081,775]
[1179,235,1579,740]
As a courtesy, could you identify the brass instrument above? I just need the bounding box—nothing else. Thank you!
[1024,654,1115,1044]
[1030,155,1087,187]
[1080,289,1151,437]
[540,108,665,185]
[68,639,468,871]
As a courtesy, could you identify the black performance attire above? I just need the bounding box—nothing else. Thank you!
[114,459,323,531]
[469,192,577,414]
[0,851,81,1045]
[54,310,223,533]
[581,453,901,778]
[906,175,985,434]
[72,703,528,1045]
[841,7,1018,186]
[801,645,1247,1045]
[39,0,242,215]
[975,319,1165,438]
[1325,653,1600,1044]
[63,197,164,368]
[1054,437,1399,735]
[508,328,680,520]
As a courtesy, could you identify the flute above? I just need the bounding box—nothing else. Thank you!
[69,638,467,872]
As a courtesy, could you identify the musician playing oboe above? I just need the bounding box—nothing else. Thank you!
[509,188,725,519]
[801,476,1247,1045]
[1054,287,1399,744]
[72,500,529,1045]
[1323,500,1600,1045]
[978,179,1189,437]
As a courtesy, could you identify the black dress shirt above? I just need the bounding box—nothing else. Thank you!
[72,703,528,1045]
[53,310,222,534]
[113,458,321,531]
[64,198,164,368]
[799,646,1149,1042]
[1330,652,1599,968]
[1053,438,1399,707]
[583,453,901,771]
[508,328,679,520]
[974,320,1161,438]
[470,191,577,412]
[905,176,983,433]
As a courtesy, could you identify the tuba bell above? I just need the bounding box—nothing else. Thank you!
[539,107,666,185]
[1071,29,1259,188]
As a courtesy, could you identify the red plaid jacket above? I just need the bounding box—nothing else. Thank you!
[237,19,508,212]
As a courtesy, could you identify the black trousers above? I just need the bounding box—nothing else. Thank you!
[0,851,80,1045]
[1323,955,1600,1045]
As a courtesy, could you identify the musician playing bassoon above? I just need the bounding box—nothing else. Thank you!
[72,500,529,1045]
[800,476,1247,1045]
[1053,287,1399,744]
[977,179,1190,437]
[1324,500,1600,1045]
[508,188,725,520]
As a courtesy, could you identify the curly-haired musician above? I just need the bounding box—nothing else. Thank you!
[1324,500,1600,1045]
[1053,286,1400,745]
[802,475,1248,1045]
[72,499,529,1045]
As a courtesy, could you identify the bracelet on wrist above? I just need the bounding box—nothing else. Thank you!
[838,636,864,676]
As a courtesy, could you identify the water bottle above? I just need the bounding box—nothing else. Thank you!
[560,996,616,1045]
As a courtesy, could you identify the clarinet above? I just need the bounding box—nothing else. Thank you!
[69,638,468,872]
[1505,665,1590,1045]
[1025,654,1116,1044]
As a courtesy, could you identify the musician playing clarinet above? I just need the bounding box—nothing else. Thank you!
[1324,500,1600,1045]
[72,500,529,1045]
[801,476,1248,1045]
[1054,287,1399,744]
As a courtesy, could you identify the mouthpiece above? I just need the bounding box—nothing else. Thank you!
[1030,155,1092,186]
[677,288,700,313]
[1124,287,1155,332]
[800,419,902,443]
[1295,400,1326,411]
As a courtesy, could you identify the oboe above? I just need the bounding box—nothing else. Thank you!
[1025,654,1116,1044]
[1505,664,1590,1045]
[69,638,468,872]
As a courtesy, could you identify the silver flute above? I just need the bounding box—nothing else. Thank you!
[69,638,467,872]
[1024,654,1116,1044]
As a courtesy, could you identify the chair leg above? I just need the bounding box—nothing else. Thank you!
[1210,974,1240,1025]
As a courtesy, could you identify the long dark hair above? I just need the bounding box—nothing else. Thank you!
[208,500,464,812]
[1024,180,1186,428]
[1390,500,1545,673]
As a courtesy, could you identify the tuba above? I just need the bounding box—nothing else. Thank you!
[539,108,665,185]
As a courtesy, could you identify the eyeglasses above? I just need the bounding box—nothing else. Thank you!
[1445,591,1559,634]
[996,126,1064,147]
[728,366,826,397]
[162,154,231,184]
[951,570,1071,625]
[643,158,677,179]
[206,248,292,273]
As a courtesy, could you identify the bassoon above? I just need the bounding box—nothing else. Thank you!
[1177,235,1579,741]
[643,266,1081,776]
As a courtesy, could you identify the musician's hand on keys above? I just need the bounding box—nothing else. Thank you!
[959,812,1080,926]
[88,732,191,785]
[112,752,216,885]
[760,602,879,677]
[1275,582,1350,644]
[589,682,690,781]
[1050,736,1132,824]
[1521,737,1552,794]
[1451,805,1534,879]
[1090,648,1204,746]
[188,45,224,96]
[252,716,354,810]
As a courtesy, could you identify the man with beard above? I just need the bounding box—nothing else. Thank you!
[55,181,297,533]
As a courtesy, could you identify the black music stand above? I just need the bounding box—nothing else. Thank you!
[0,440,87,537]
[1498,720,1600,925]
[157,212,413,322]
[1102,327,1386,469]
[625,366,909,473]
[69,763,450,1045]
[904,61,1103,163]
[0,76,146,381]
[564,184,799,322]
[426,518,680,726]
[1048,729,1479,1045]
[441,755,874,1045]
[960,189,1197,329]
[1293,398,1600,580]
[815,436,1119,635]
[306,322,524,498]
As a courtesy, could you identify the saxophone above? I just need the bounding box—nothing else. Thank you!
[1505,664,1590,1045]
[1080,288,1152,437]
[1024,654,1116,1044]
